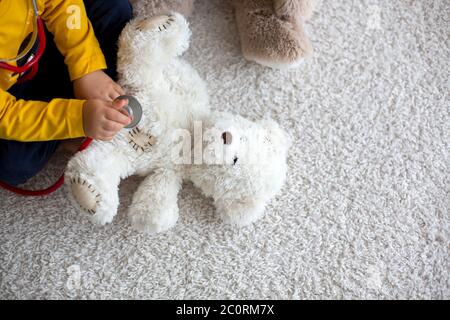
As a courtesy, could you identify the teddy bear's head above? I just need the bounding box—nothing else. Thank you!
[190,111,291,227]
[117,13,191,87]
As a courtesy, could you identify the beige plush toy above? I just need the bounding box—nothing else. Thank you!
[132,0,316,69]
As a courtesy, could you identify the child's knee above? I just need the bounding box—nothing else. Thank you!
[0,140,59,186]
[0,157,35,186]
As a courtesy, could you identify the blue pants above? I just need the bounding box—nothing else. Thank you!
[0,0,132,186]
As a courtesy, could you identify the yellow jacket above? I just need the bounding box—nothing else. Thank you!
[0,0,107,141]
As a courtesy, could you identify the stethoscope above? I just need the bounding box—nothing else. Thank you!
[0,0,144,196]
[0,0,143,128]
[0,0,46,83]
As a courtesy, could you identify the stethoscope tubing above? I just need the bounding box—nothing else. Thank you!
[0,0,45,69]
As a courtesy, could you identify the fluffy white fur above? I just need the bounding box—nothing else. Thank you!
[64,13,290,233]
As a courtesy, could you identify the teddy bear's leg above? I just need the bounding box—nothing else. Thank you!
[233,0,314,69]
[117,12,192,86]
[128,168,182,233]
[65,144,131,225]
[214,196,267,227]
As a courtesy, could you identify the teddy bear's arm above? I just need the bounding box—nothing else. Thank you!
[128,168,182,233]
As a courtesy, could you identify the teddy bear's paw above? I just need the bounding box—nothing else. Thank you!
[274,0,315,21]
[132,12,191,59]
[136,15,176,33]
[236,8,312,69]
[68,176,101,216]
[129,205,179,234]
[216,197,267,227]
[67,176,118,225]
[127,127,157,153]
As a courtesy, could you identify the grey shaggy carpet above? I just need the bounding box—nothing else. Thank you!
[0,0,449,299]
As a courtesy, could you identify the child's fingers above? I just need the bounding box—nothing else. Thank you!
[108,90,122,102]
[111,98,128,110]
[114,83,125,96]
[111,98,134,119]
[105,107,131,125]
[107,84,125,102]
[102,120,124,133]
[108,93,118,102]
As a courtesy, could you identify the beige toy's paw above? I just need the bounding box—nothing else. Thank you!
[274,0,316,21]
[127,127,157,152]
[234,4,313,69]
[68,176,101,216]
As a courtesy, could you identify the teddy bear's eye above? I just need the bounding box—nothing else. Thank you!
[222,132,233,145]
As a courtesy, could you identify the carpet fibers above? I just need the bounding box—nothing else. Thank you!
[0,0,448,299]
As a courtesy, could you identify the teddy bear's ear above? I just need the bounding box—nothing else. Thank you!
[258,118,292,151]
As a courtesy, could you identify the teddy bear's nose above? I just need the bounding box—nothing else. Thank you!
[222,132,233,145]
[233,156,238,165]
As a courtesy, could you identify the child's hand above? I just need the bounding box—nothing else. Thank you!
[73,70,124,101]
[83,99,131,141]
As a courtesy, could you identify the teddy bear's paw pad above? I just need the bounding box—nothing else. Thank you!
[128,127,157,152]
[136,15,175,33]
[69,177,100,215]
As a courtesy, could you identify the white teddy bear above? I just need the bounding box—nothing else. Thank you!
[65,13,290,233]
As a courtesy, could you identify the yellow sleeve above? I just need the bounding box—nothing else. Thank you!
[41,0,107,81]
[0,89,86,142]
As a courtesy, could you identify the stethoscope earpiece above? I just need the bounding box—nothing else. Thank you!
[0,0,46,76]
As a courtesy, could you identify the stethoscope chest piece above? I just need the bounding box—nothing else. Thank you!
[115,95,143,129]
